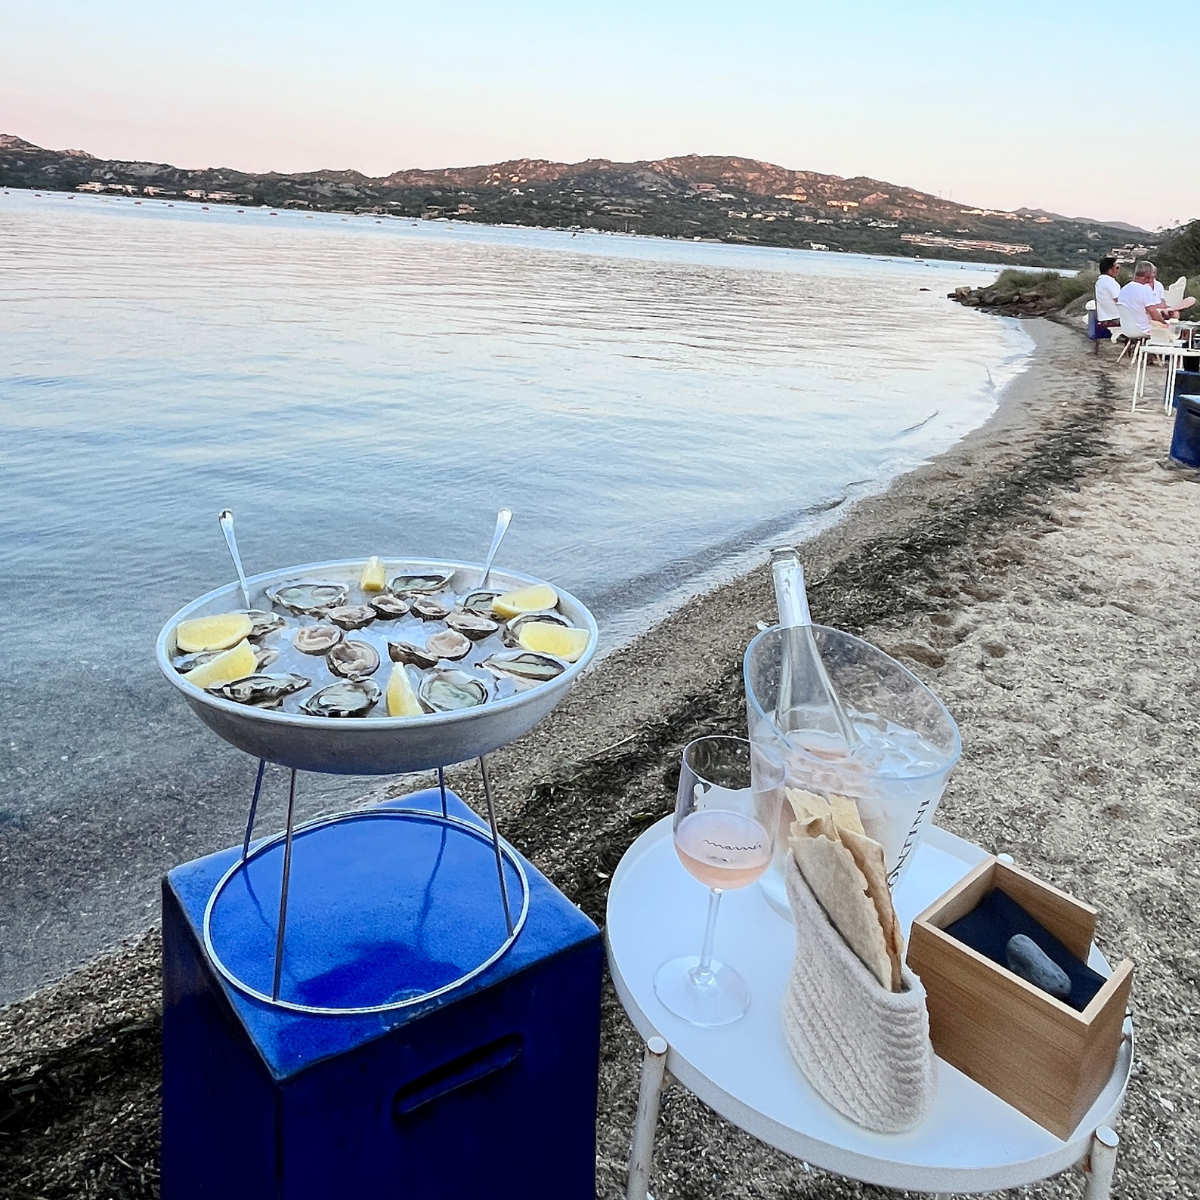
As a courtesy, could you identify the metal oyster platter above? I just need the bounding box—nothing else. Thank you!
[156,558,598,775]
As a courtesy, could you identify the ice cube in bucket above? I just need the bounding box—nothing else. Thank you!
[744,624,961,918]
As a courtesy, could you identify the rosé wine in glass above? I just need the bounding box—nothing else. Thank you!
[674,809,771,890]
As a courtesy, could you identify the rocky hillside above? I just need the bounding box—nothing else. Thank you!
[0,135,1153,267]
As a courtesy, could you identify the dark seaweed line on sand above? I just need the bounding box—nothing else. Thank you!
[506,369,1116,927]
[0,369,1115,1198]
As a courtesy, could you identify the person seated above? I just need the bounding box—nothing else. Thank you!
[1117,260,1175,334]
[1150,266,1195,315]
[1094,257,1121,335]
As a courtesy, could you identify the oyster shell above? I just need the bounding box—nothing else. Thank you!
[411,596,453,621]
[326,604,376,631]
[369,593,410,620]
[504,610,570,647]
[445,610,500,640]
[388,641,440,670]
[268,581,348,616]
[243,609,286,638]
[293,624,344,655]
[254,646,281,671]
[482,651,567,687]
[206,673,311,705]
[390,571,455,595]
[175,650,216,674]
[178,644,280,674]
[461,590,502,616]
[302,679,380,718]
[418,669,489,713]
[327,639,381,680]
[425,629,472,662]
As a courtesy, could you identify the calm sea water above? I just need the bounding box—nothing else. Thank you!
[0,187,1028,826]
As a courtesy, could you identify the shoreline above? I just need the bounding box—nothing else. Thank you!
[6,316,1200,1197]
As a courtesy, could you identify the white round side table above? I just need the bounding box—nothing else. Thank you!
[605,818,1132,1199]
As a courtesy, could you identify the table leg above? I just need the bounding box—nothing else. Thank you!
[1082,1125,1119,1200]
[626,1036,669,1200]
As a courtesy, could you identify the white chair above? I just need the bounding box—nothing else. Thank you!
[1165,276,1187,308]
[1115,303,1147,370]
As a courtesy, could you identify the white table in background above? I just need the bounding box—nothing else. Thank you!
[605,819,1131,1199]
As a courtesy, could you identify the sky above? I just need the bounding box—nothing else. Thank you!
[2,0,1195,232]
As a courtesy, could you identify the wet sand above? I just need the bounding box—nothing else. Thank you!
[4,318,1199,1197]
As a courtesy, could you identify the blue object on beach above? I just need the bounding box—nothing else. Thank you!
[1087,311,1111,342]
[1170,395,1200,469]
[161,787,602,1200]
[1173,370,1200,408]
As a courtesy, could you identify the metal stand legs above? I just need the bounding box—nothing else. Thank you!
[626,1036,668,1200]
[241,758,267,861]
[271,769,298,1002]
[240,756,516,1007]
[478,756,514,935]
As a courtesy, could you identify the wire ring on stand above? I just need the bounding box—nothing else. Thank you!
[201,807,530,1017]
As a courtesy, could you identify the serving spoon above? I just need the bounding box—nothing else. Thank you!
[219,508,253,610]
[478,508,513,588]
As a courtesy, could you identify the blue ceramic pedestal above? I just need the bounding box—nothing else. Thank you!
[162,788,602,1200]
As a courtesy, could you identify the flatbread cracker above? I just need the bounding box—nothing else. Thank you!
[837,826,903,992]
[790,830,894,990]
[828,793,865,837]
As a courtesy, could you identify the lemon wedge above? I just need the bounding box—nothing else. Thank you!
[385,665,423,717]
[184,640,258,689]
[360,556,387,592]
[492,584,559,619]
[176,612,254,653]
[516,623,589,662]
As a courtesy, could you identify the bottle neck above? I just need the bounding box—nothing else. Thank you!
[770,548,812,628]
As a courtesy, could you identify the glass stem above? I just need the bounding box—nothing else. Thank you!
[692,888,723,985]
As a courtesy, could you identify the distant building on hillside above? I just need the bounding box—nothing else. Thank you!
[901,232,1032,255]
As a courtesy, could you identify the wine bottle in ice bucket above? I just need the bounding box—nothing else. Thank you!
[769,547,860,753]
[746,547,962,915]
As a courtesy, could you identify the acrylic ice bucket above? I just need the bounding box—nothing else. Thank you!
[744,624,961,917]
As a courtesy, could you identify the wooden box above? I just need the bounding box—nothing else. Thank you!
[907,857,1133,1139]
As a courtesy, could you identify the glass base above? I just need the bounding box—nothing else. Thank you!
[654,955,750,1026]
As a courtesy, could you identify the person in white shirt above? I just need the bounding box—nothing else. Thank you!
[1148,264,1195,314]
[1094,257,1121,329]
[1117,261,1173,334]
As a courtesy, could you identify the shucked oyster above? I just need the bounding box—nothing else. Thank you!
[206,673,311,706]
[390,571,455,596]
[418,669,489,713]
[326,604,376,631]
[268,581,348,616]
[388,641,438,670]
[482,651,566,687]
[254,645,281,671]
[425,629,472,661]
[242,609,286,639]
[302,679,380,718]
[327,639,381,680]
[411,596,453,621]
[293,624,343,655]
[445,610,500,640]
[369,593,410,620]
[461,590,502,616]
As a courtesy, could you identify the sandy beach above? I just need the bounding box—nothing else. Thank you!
[3,317,1198,1198]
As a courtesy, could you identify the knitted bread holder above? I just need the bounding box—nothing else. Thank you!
[781,855,937,1134]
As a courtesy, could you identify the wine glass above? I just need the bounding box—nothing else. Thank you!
[654,735,783,1027]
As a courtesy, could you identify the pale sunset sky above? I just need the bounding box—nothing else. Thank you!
[3,0,1194,231]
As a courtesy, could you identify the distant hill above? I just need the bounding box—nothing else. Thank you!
[0,135,1156,268]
